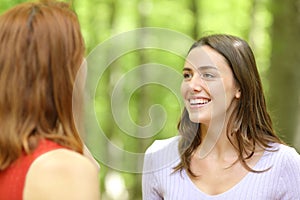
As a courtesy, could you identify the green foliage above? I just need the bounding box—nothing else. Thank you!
[1,0,299,199]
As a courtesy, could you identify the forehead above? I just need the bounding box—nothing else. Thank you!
[184,46,229,72]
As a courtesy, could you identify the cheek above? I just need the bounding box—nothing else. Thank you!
[209,79,235,99]
[207,81,224,97]
[224,84,239,101]
[180,82,187,97]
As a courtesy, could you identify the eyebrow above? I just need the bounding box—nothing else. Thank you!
[183,66,218,71]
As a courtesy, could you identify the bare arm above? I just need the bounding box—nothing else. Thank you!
[23,149,100,200]
[83,144,100,169]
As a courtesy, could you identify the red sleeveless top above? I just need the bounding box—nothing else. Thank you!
[0,139,64,200]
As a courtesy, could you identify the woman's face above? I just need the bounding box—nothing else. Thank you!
[181,45,241,126]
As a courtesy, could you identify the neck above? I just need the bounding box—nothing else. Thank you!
[196,98,241,158]
[197,119,238,159]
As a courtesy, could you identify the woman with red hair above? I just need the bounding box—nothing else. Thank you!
[0,1,100,199]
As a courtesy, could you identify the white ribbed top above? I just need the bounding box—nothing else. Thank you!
[142,136,300,200]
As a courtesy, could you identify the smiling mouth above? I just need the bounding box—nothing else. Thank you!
[189,98,211,106]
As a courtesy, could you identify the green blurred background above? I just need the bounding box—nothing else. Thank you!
[1,0,299,199]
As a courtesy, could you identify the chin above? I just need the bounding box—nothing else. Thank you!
[188,114,209,124]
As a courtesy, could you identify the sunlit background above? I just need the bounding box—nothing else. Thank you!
[1,0,299,199]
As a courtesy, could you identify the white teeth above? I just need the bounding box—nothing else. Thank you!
[190,99,209,105]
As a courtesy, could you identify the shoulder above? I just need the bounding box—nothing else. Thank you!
[277,144,300,167]
[28,148,99,173]
[265,143,300,178]
[275,144,300,162]
[278,143,299,154]
[275,144,300,196]
[143,136,180,173]
[23,149,100,200]
[145,136,180,154]
[265,143,300,165]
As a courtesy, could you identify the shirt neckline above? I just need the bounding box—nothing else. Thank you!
[182,147,269,198]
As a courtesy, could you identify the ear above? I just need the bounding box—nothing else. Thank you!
[235,89,241,99]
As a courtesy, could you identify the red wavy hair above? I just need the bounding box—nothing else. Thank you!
[0,0,85,170]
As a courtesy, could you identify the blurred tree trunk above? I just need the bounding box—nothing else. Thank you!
[134,1,150,199]
[99,0,117,197]
[248,0,259,47]
[268,0,300,146]
[190,0,200,39]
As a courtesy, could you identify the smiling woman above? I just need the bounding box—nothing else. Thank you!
[142,34,300,200]
[181,45,240,127]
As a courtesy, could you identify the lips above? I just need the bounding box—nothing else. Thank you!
[188,97,211,106]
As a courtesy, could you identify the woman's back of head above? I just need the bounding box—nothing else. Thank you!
[0,0,85,170]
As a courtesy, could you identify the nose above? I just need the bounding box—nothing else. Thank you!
[189,73,205,93]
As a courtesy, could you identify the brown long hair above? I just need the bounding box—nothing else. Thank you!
[174,34,283,175]
[0,0,85,170]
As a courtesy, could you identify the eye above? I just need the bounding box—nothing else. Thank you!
[201,73,215,79]
[183,71,193,80]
